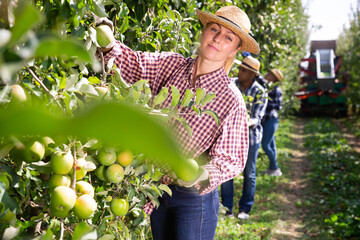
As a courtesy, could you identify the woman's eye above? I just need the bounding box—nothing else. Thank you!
[226,36,232,41]
[211,27,218,32]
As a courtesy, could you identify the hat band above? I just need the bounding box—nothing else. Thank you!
[217,16,243,31]
[241,61,258,72]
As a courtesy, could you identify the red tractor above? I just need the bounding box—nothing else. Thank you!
[295,40,348,115]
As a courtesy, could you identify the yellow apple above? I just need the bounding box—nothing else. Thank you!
[116,150,133,167]
[73,194,97,219]
[176,158,199,182]
[105,164,124,183]
[75,181,94,197]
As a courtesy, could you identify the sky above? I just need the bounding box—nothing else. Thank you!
[302,0,358,41]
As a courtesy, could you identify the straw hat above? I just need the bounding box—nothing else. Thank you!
[196,6,260,54]
[236,55,260,75]
[270,69,283,81]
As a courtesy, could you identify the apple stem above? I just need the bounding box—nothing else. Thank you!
[25,64,65,114]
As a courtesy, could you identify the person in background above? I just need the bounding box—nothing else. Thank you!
[261,69,283,176]
[221,56,267,220]
[95,5,259,239]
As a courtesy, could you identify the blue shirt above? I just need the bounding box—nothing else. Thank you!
[233,78,268,145]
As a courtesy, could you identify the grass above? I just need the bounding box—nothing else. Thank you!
[215,117,297,239]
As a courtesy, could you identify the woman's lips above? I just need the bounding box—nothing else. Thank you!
[208,44,219,51]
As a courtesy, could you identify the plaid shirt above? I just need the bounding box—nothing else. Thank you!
[263,85,282,121]
[233,78,267,145]
[104,42,249,214]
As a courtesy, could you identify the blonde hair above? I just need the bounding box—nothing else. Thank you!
[224,55,235,74]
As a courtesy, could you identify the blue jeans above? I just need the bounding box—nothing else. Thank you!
[261,118,279,170]
[150,185,219,240]
[221,143,260,213]
[239,142,260,213]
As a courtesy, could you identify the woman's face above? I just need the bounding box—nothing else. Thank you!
[200,23,241,63]
[265,72,277,82]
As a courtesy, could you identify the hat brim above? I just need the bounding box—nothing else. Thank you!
[234,60,260,75]
[270,69,282,81]
[196,10,260,54]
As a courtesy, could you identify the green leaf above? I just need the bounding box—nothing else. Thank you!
[0,143,14,159]
[39,229,54,240]
[158,184,172,196]
[35,38,91,63]
[73,222,97,240]
[153,87,169,106]
[181,89,194,107]
[10,4,43,46]
[170,85,180,107]
[203,110,220,125]
[88,76,101,85]
[192,106,201,116]
[200,92,216,106]
[195,88,206,106]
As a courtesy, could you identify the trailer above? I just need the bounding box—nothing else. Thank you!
[295,40,348,115]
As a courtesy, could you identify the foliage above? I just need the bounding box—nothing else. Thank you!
[304,118,360,238]
[0,0,309,238]
[337,10,360,114]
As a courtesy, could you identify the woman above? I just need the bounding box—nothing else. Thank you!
[97,5,259,239]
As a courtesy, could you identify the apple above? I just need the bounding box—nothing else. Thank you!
[10,84,28,105]
[95,25,114,48]
[41,136,55,156]
[97,148,117,166]
[51,151,73,174]
[69,166,87,180]
[95,165,107,181]
[49,205,70,218]
[50,186,77,217]
[49,174,71,191]
[0,172,12,190]
[75,181,94,197]
[10,140,45,163]
[73,194,97,219]
[105,164,124,183]
[25,141,45,163]
[116,150,133,167]
[176,158,199,182]
[110,198,129,216]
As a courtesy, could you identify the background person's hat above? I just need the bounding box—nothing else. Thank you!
[270,69,283,81]
[196,6,260,54]
[236,55,260,75]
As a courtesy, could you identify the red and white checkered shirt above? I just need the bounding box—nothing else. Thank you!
[104,42,249,214]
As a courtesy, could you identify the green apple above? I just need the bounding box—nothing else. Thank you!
[95,25,114,48]
[73,194,97,219]
[110,198,129,216]
[50,186,77,217]
[51,151,73,174]
[97,148,117,166]
[105,164,124,183]
[10,84,29,105]
[176,158,199,182]
[75,181,94,197]
[25,141,45,163]
[95,165,107,181]
[0,172,12,190]
[69,167,87,180]
[41,136,55,156]
[116,150,133,167]
[49,174,71,191]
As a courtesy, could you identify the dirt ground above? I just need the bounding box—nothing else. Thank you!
[271,118,310,239]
